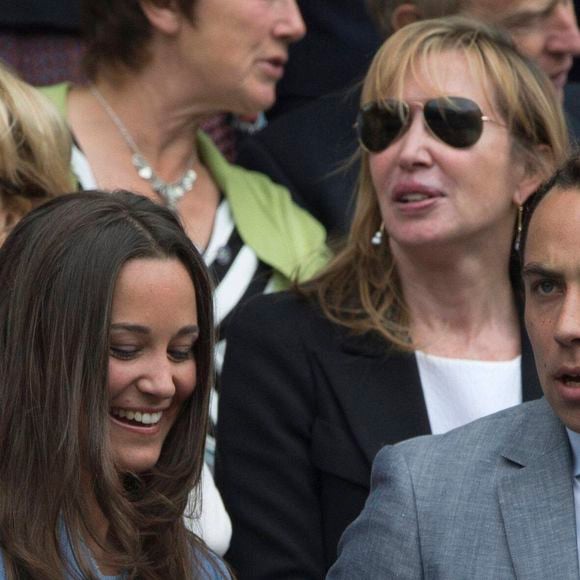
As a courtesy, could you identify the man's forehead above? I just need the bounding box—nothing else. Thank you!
[466,0,560,25]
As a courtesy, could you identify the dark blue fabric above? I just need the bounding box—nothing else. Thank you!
[564,82,580,144]
[0,0,80,31]
[268,0,380,119]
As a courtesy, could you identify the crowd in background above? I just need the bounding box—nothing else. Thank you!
[0,1,580,579]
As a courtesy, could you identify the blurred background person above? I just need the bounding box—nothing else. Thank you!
[216,17,569,579]
[0,191,230,579]
[0,61,71,244]
[40,0,328,471]
[268,0,382,120]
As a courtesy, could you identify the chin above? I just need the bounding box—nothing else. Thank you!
[237,87,276,117]
[115,452,162,474]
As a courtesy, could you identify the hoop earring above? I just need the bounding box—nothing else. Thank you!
[514,205,523,252]
[371,223,385,246]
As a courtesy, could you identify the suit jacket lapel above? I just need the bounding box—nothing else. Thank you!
[313,333,431,467]
[498,400,578,578]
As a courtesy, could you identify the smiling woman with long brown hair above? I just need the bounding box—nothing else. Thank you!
[0,191,230,579]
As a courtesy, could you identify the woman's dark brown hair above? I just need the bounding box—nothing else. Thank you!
[0,191,224,579]
[82,0,197,78]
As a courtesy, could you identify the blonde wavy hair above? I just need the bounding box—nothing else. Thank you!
[0,62,72,244]
[300,17,569,350]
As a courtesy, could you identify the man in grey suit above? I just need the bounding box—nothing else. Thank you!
[327,155,580,578]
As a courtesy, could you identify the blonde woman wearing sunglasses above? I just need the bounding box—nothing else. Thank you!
[215,17,569,580]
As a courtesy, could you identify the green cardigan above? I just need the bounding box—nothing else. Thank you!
[41,83,329,290]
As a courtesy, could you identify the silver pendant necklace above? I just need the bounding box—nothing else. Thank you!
[89,84,197,211]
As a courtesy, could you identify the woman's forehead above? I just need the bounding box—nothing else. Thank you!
[373,50,495,107]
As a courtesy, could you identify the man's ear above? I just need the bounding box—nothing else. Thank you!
[138,0,182,36]
[513,145,552,205]
[391,3,423,32]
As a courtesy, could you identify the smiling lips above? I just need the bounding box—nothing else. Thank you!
[111,407,163,426]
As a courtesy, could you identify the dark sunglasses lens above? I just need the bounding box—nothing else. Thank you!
[357,101,405,153]
[424,97,484,148]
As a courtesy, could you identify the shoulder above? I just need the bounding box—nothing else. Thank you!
[197,549,231,579]
[198,131,329,281]
[243,88,359,149]
[37,82,71,116]
[378,399,553,476]
[197,130,322,227]
[226,291,336,345]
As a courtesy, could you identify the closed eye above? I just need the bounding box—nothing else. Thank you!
[110,346,140,360]
[168,347,194,362]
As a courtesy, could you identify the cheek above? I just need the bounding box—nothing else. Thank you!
[107,360,130,399]
[525,313,552,362]
[175,361,197,402]
[369,153,395,194]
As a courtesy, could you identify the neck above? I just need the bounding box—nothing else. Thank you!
[392,235,520,359]
[92,69,204,164]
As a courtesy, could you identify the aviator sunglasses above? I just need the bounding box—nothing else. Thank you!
[355,96,501,153]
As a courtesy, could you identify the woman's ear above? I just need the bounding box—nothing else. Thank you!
[138,0,183,36]
[513,145,552,205]
[391,3,423,32]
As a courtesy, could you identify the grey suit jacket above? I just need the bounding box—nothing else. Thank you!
[327,398,579,579]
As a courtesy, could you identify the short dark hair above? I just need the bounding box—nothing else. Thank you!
[81,0,197,78]
[0,190,219,578]
[520,153,580,261]
[366,0,466,38]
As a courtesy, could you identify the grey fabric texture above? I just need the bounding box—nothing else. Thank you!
[327,398,580,579]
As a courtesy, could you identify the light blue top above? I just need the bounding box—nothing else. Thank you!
[0,524,229,579]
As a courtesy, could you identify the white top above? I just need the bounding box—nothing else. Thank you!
[416,351,522,435]
[186,463,233,556]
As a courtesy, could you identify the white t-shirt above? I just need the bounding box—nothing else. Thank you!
[416,350,522,435]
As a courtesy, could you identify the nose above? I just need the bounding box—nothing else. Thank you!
[396,110,434,171]
[554,287,580,347]
[546,1,580,57]
[137,356,176,400]
[274,0,306,43]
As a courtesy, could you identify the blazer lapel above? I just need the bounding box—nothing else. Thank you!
[313,334,431,467]
[498,401,578,579]
[312,319,541,472]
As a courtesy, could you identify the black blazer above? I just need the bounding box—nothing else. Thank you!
[215,292,542,580]
[238,83,580,239]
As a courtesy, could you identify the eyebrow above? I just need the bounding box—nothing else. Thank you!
[110,324,199,337]
[521,263,564,279]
